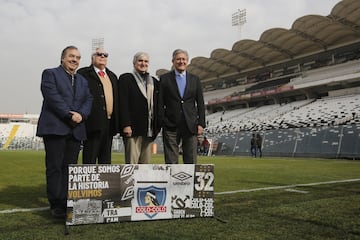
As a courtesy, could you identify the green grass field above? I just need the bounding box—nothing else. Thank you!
[0,151,359,240]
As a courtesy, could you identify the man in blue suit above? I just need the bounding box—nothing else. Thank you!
[36,45,93,218]
[158,49,206,164]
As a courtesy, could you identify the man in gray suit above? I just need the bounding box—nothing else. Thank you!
[158,49,206,164]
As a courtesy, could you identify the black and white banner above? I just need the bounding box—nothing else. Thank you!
[66,164,214,225]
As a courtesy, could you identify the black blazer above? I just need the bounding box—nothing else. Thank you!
[77,65,119,136]
[159,70,205,134]
[118,73,160,139]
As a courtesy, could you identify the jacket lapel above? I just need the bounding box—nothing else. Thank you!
[62,69,75,96]
[170,71,181,98]
[183,72,190,98]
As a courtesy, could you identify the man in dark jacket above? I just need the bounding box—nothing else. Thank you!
[77,48,119,164]
[250,133,257,157]
[256,133,263,157]
[158,49,206,164]
[118,52,160,164]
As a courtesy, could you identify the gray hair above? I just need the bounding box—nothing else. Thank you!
[133,52,149,65]
[172,49,188,61]
[91,48,105,62]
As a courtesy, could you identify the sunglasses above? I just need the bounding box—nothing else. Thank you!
[95,52,109,58]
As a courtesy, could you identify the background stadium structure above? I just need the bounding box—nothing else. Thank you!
[1,0,359,159]
[92,38,104,52]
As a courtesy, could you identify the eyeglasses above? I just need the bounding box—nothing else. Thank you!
[95,52,109,58]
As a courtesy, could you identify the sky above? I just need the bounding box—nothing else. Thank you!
[0,0,340,114]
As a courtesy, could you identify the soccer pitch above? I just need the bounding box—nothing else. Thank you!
[0,151,359,240]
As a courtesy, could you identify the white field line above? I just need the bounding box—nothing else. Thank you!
[0,206,49,214]
[0,178,359,214]
[284,189,309,194]
[215,178,360,195]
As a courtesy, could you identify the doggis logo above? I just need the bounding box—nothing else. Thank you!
[136,186,166,218]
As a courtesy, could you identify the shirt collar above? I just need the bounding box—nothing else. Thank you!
[175,69,186,77]
[93,66,106,75]
[60,65,76,77]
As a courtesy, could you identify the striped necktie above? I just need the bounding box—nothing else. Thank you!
[98,70,105,77]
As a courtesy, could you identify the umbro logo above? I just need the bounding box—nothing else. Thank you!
[172,171,192,181]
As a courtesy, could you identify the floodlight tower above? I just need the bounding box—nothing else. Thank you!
[232,9,246,39]
[92,38,104,51]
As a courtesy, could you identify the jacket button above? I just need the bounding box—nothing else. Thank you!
[181,100,184,104]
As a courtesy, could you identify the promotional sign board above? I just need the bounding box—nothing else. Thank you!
[66,164,214,226]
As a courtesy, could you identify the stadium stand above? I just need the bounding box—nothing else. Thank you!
[0,124,13,149]
[0,123,40,150]
[289,59,360,86]
[2,0,360,159]
[156,0,360,159]
[205,93,360,132]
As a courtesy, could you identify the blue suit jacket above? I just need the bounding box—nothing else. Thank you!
[36,66,93,141]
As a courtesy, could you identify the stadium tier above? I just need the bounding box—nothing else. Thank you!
[1,0,359,158]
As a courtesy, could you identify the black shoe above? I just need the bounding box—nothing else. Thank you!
[50,208,66,218]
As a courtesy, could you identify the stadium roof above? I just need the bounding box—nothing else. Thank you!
[156,0,360,82]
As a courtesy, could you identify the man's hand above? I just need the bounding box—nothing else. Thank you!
[69,111,83,123]
[197,125,204,135]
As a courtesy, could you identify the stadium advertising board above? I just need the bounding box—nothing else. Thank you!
[66,164,214,225]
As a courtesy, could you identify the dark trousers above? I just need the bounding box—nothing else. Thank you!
[82,122,112,164]
[163,128,197,164]
[251,146,257,157]
[257,145,262,157]
[43,135,80,210]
